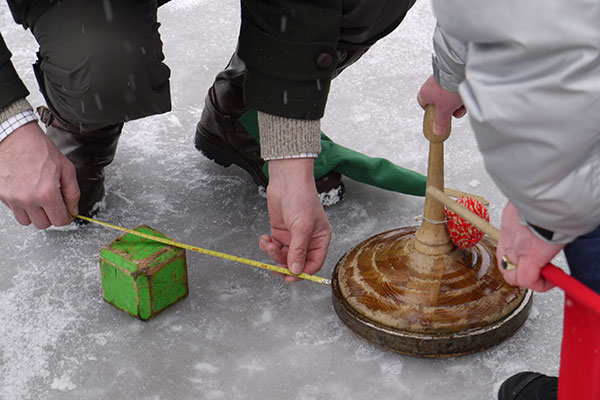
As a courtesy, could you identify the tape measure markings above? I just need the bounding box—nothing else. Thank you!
[76,215,332,285]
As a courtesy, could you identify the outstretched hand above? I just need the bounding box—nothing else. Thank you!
[0,121,79,228]
[417,75,466,135]
[259,158,331,282]
[497,201,565,292]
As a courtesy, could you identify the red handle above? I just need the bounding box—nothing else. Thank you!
[542,264,600,315]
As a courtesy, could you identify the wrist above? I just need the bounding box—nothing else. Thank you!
[268,158,315,186]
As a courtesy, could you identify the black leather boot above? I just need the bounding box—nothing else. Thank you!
[498,372,558,400]
[195,49,367,205]
[38,107,123,217]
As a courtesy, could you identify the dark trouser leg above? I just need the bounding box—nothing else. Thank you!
[195,0,416,203]
[30,0,171,215]
[564,225,600,293]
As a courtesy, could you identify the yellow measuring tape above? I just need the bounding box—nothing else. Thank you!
[77,215,332,285]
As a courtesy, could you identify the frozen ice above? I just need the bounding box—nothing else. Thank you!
[50,375,77,392]
[0,1,568,399]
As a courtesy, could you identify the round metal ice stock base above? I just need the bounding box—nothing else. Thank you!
[331,227,533,357]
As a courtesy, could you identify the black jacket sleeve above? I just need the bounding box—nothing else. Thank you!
[0,33,29,110]
[238,0,342,120]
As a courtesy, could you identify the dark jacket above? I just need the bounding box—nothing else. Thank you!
[238,0,341,119]
[1,0,341,119]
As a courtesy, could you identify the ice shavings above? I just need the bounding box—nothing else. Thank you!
[293,316,344,346]
[50,374,76,392]
[257,184,343,206]
[319,185,343,206]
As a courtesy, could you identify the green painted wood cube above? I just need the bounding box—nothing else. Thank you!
[99,225,189,320]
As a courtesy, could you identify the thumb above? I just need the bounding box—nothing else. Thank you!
[287,226,312,275]
[60,160,80,217]
[433,112,452,135]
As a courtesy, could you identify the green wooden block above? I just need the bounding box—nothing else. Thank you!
[99,225,189,320]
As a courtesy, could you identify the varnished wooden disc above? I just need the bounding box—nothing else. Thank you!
[332,226,532,357]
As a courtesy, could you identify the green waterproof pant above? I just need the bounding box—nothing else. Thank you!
[238,110,427,197]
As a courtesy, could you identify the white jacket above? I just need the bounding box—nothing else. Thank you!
[431,0,600,243]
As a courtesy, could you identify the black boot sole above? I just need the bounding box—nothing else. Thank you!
[195,122,268,187]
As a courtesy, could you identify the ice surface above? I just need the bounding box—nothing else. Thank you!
[0,1,567,399]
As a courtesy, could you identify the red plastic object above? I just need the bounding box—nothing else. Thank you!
[541,264,600,400]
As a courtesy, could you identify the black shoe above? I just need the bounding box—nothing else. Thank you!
[498,372,558,400]
[195,53,344,206]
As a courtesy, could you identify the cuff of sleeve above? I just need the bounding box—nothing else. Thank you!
[518,213,578,245]
[0,98,34,123]
[0,101,37,143]
[264,152,319,161]
[257,112,321,159]
[432,55,462,93]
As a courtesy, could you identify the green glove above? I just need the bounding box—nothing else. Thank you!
[238,110,426,197]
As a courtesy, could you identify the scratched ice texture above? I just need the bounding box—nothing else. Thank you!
[0,1,567,399]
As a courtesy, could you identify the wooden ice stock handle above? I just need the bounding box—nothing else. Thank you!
[426,186,600,314]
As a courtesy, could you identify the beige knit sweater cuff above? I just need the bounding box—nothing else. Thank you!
[0,98,34,124]
[257,111,321,159]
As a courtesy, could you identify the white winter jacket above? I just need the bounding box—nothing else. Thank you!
[431,0,600,244]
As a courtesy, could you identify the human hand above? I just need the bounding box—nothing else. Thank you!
[496,201,565,292]
[417,75,466,135]
[259,158,332,282]
[0,121,79,228]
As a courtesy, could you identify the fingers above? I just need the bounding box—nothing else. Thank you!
[498,253,556,293]
[417,75,465,135]
[12,205,52,229]
[12,208,32,226]
[286,222,313,275]
[12,203,66,229]
[417,86,452,135]
[263,158,332,282]
[259,234,309,282]
[28,207,52,230]
[496,201,562,293]
[30,176,77,228]
[43,160,79,226]
[7,183,77,229]
[416,93,427,110]
[299,233,331,276]
[0,123,78,228]
[259,224,331,284]
[433,112,453,136]
[60,160,80,218]
[259,234,287,265]
[453,106,467,118]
